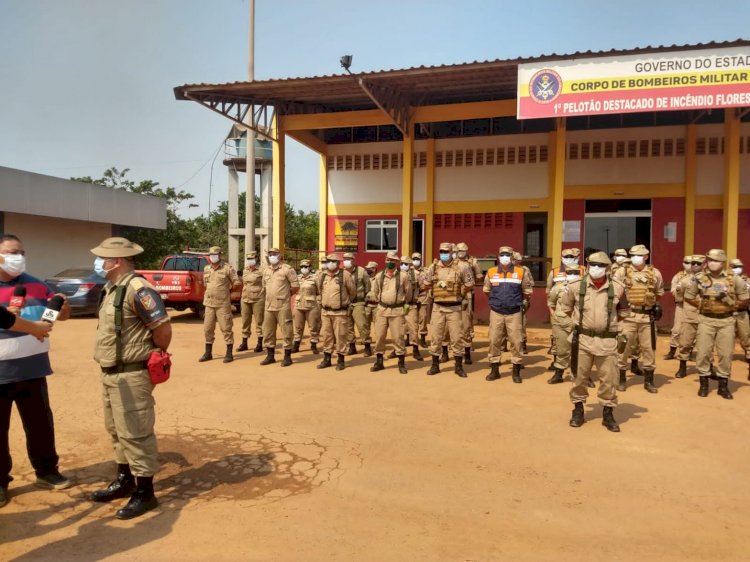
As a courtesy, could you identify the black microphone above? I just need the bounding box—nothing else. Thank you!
[41,295,65,324]
[9,286,26,309]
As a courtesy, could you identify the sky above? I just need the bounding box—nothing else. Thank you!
[1,0,749,219]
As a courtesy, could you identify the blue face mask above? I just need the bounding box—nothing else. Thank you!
[94,257,113,278]
[439,253,451,263]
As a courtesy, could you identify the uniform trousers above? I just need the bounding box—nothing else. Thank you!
[617,317,655,371]
[570,344,618,408]
[293,306,321,343]
[203,304,234,345]
[695,315,735,378]
[101,369,158,477]
[321,311,349,355]
[347,303,370,344]
[373,306,406,356]
[669,304,684,348]
[404,304,419,345]
[262,306,294,350]
[735,310,750,358]
[429,304,463,358]
[240,300,264,339]
[551,313,574,369]
[418,301,431,338]
[677,321,698,361]
[487,310,523,365]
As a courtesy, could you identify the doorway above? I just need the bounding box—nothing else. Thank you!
[412,218,424,257]
[584,199,651,259]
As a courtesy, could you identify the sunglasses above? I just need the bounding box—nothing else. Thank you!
[689,261,703,266]
[562,255,576,259]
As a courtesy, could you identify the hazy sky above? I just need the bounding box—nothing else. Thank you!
[1,0,749,218]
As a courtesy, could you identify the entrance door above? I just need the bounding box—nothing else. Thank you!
[583,199,651,258]
[412,218,424,257]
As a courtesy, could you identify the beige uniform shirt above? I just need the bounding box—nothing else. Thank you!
[670,271,689,303]
[241,266,265,303]
[319,269,356,312]
[262,263,299,311]
[295,273,320,311]
[459,257,484,285]
[372,270,413,317]
[560,276,626,355]
[679,274,700,322]
[203,262,239,307]
[345,266,371,303]
[684,271,750,314]
[414,267,431,304]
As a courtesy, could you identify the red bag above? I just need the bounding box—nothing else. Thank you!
[147,350,171,384]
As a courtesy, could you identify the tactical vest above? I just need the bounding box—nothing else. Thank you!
[622,264,657,307]
[551,265,585,285]
[487,265,525,314]
[697,271,736,314]
[432,263,463,303]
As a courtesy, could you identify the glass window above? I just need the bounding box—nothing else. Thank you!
[366,219,398,252]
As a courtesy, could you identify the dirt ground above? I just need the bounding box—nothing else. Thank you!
[2,312,750,561]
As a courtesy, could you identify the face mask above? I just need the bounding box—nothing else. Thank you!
[412,259,421,267]
[0,254,26,277]
[630,256,645,267]
[732,267,743,275]
[300,267,310,275]
[707,261,724,272]
[457,251,467,259]
[386,262,396,270]
[326,261,338,271]
[562,257,579,267]
[614,256,625,264]
[343,260,353,269]
[94,257,116,279]
[209,254,220,264]
[589,265,607,279]
[268,255,280,265]
[499,256,511,266]
[439,253,451,263]
[246,259,256,267]
[399,264,410,272]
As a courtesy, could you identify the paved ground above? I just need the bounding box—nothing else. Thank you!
[2,312,750,561]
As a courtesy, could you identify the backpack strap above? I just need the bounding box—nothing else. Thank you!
[113,273,136,372]
[577,275,587,334]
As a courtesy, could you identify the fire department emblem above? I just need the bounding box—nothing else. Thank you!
[138,289,157,311]
[529,69,562,104]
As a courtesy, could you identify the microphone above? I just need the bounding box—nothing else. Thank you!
[41,295,65,324]
[9,286,26,309]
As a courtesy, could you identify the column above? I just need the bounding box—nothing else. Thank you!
[401,119,415,255]
[272,116,285,253]
[684,124,697,256]
[425,137,435,259]
[722,108,740,258]
[547,117,566,272]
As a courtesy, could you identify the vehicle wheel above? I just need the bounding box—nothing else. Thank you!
[191,304,205,320]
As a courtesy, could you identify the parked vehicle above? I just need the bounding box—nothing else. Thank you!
[137,253,241,318]
[45,268,105,316]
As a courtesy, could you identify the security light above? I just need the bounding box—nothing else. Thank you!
[340,55,353,71]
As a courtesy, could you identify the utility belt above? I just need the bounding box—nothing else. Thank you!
[101,361,148,375]
[578,328,618,339]
[433,301,462,307]
[700,312,733,319]
[631,307,654,314]
[322,305,347,311]
[379,302,406,309]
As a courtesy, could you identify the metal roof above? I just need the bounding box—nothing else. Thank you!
[174,39,750,114]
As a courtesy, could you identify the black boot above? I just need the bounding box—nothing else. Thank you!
[664,346,676,360]
[522,340,528,354]
[747,359,750,381]
[388,349,397,359]
[698,375,709,397]
[717,377,733,400]
[281,349,293,367]
[317,352,332,369]
[617,369,627,391]
[419,334,427,348]
[547,368,564,384]
[311,342,320,355]
[370,354,385,372]
[198,343,212,362]
[440,346,449,363]
[236,338,248,352]
[115,476,158,520]
[569,402,585,428]
[260,348,275,365]
[463,347,472,365]
[412,345,423,361]
[454,356,467,378]
[485,363,500,382]
[709,363,718,380]
[630,359,642,376]
[398,355,408,374]
[90,464,134,502]
[602,406,620,432]
[547,356,556,371]
[511,363,522,383]
[643,369,658,394]
[292,340,300,353]
[348,342,357,356]
[427,355,440,376]
[675,360,687,378]
[253,337,264,353]
[336,353,346,371]
[363,342,372,357]
[223,344,234,364]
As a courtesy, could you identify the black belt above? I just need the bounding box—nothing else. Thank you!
[433,301,461,307]
[631,307,653,314]
[322,306,345,311]
[101,361,148,374]
[578,328,618,339]
[700,312,733,319]
[379,302,405,308]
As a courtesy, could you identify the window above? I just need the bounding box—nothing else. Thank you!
[366,220,398,252]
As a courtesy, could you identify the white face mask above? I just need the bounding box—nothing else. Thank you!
[0,254,26,277]
[562,257,579,267]
[412,259,421,267]
[630,255,645,267]
[246,259,256,267]
[614,256,626,264]
[300,267,310,275]
[499,255,511,266]
[209,254,220,264]
[268,255,280,265]
[707,261,724,272]
[589,265,607,279]
[732,267,743,275]
[399,264,410,272]
[326,261,338,271]
[343,260,353,269]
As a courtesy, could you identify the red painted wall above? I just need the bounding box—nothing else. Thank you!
[738,210,750,265]
[561,199,586,253]
[693,210,724,255]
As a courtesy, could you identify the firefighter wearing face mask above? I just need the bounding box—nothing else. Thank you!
[237,251,265,354]
[292,259,321,354]
[684,249,749,399]
[411,252,431,349]
[199,246,241,364]
[675,255,705,379]
[610,249,628,275]
[260,248,299,367]
[484,246,534,384]
[424,242,475,378]
[546,248,585,384]
[364,261,379,348]
[664,256,693,360]
[729,258,750,378]
[398,256,424,361]
[614,244,664,394]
